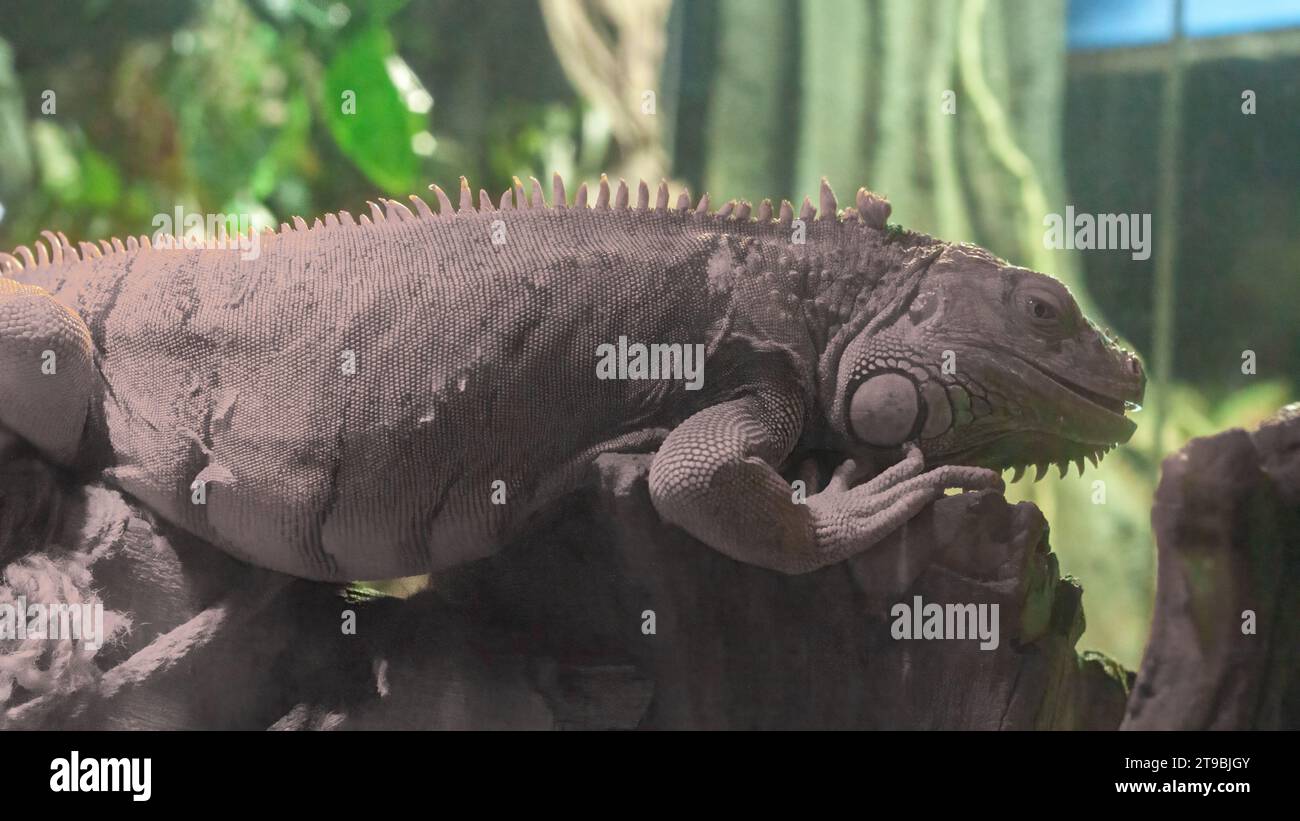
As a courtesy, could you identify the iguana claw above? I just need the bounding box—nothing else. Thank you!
[803,445,1003,570]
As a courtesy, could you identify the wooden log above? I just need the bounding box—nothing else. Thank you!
[424,453,1130,729]
[1123,404,1300,730]
[1,449,1132,730]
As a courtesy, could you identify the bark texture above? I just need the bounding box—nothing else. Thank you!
[1123,404,1300,730]
[2,447,1137,730]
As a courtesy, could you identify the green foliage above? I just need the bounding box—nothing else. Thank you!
[794,0,871,203]
[0,40,33,202]
[322,26,425,194]
[0,0,589,249]
[703,0,796,204]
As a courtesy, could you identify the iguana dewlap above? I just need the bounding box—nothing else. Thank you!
[0,176,1144,580]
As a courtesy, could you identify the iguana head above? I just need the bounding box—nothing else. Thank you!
[831,243,1145,479]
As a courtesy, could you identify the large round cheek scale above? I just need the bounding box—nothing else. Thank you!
[849,372,919,447]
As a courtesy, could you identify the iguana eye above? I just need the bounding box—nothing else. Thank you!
[1021,294,1059,325]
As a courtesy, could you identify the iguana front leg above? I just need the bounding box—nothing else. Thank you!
[648,388,1002,574]
[0,278,95,466]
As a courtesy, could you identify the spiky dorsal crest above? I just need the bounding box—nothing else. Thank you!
[1,173,894,275]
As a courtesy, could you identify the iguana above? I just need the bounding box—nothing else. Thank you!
[0,175,1144,581]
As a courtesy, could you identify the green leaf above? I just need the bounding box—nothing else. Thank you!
[322,27,423,194]
[250,91,312,199]
[31,121,80,201]
[0,37,33,201]
[78,148,122,209]
[363,0,410,23]
[1211,380,1294,430]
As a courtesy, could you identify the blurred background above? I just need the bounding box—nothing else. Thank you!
[0,0,1295,668]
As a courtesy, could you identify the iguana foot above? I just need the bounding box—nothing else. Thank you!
[0,278,94,466]
[803,445,1002,569]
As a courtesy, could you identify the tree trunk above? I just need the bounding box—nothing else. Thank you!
[1123,405,1300,729]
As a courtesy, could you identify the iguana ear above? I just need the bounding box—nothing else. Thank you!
[0,280,93,466]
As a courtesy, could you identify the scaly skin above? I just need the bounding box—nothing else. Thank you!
[0,276,93,465]
[0,176,1144,580]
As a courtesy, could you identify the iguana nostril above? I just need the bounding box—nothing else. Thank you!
[1125,354,1147,403]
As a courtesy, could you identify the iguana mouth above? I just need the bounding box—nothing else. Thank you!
[1022,358,1134,418]
[936,356,1140,479]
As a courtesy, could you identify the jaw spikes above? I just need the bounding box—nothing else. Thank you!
[1005,443,1113,483]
